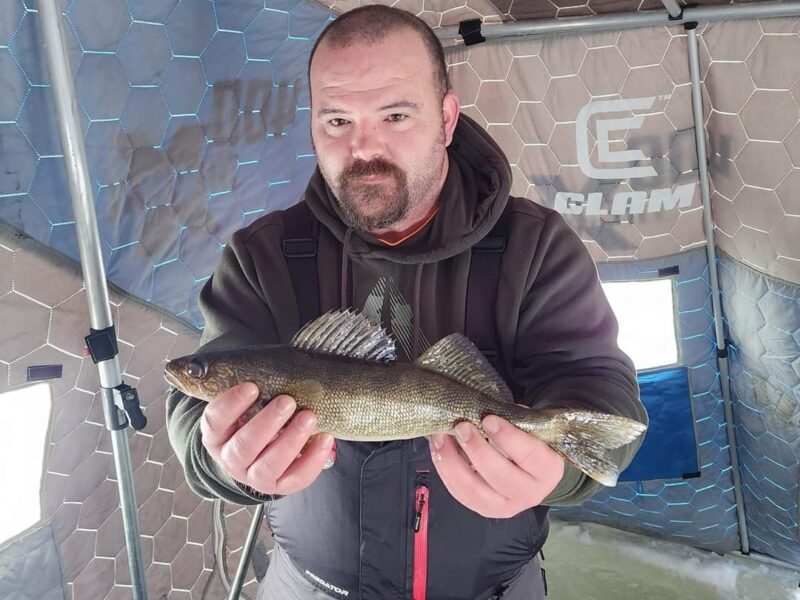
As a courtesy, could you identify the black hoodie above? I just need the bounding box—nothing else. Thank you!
[166,113,647,598]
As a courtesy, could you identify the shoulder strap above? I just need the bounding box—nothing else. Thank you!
[466,207,510,364]
[281,202,320,327]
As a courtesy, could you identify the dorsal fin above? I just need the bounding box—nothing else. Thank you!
[415,333,513,403]
[291,309,396,364]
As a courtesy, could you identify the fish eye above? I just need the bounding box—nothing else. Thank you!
[186,358,207,379]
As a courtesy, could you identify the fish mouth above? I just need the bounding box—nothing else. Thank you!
[163,367,186,392]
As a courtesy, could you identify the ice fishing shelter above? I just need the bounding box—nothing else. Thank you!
[0,0,799,598]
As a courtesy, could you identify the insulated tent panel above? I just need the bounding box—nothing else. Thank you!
[0,0,334,330]
[0,219,275,598]
[720,255,800,564]
[444,26,708,262]
[554,247,741,553]
[0,524,67,600]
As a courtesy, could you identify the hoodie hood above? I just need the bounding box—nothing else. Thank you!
[303,113,513,265]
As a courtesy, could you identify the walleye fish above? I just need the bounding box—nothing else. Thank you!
[165,309,646,486]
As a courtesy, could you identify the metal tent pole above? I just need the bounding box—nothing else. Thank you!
[38,2,150,597]
[685,23,750,555]
[436,0,800,42]
[658,0,682,19]
[227,504,264,600]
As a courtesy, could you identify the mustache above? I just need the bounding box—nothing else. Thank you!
[342,158,402,180]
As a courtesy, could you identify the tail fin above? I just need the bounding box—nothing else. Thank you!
[525,411,646,487]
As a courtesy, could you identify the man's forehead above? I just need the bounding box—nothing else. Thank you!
[310,29,433,85]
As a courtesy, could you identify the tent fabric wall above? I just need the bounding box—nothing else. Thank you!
[442,18,800,282]
[467,0,786,21]
[553,247,741,554]
[317,0,503,27]
[0,0,334,329]
[705,21,800,284]
[444,25,709,262]
[0,523,67,600]
[0,220,273,599]
[720,254,800,564]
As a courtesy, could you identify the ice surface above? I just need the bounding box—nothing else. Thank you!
[544,520,800,600]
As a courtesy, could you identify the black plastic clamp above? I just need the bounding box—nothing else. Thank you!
[677,3,698,30]
[668,6,684,21]
[116,383,147,431]
[84,325,119,364]
[458,19,486,46]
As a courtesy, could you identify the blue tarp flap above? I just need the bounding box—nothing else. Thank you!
[619,366,699,482]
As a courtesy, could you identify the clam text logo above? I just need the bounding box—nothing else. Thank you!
[555,96,697,217]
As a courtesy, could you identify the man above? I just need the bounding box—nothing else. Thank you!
[167,5,647,599]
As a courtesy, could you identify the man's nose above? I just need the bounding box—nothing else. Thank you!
[350,125,384,162]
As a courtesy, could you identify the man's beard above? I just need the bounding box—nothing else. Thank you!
[319,124,447,232]
[336,157,410,231]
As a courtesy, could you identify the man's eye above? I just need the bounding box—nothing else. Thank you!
[387,114,407,122]
[328,118,348,127]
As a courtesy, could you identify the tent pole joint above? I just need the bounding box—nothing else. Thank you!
[677,3,699,28]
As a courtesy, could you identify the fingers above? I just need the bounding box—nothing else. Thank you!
[482,416,564,484]
[430,432,507,516]
[452,421,531,497]
[200,382,261,452]
[276,433,335,494]
[244,409,318,482]
[199,384,334,496]
[218,395,297,472]
[429,418,566,518]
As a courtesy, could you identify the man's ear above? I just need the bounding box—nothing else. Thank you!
[442,90,461,146]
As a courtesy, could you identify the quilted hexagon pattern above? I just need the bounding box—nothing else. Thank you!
[553,248,741,555]
[719,254,800,565]
[0,220,272,599]
[1,0,332,330]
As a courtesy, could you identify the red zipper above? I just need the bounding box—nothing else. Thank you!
[412,472,430,600]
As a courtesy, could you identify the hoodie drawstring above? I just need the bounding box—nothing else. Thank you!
[341,227,353,309]
[412,262,423,360]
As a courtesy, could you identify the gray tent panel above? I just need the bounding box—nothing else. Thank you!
[554,247,741,553]
[720,255,800,565]
[0,524,67,600]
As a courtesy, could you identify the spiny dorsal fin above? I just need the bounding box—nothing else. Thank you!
[415,334,513,403]
[291,309,396,364]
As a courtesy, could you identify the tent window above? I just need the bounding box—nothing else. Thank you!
[0,382,52,544]
[601,278,679,371]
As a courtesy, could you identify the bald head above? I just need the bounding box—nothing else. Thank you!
[307,5,449,101]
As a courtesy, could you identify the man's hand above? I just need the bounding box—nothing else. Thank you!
[200,382,335,496]
[429,415,564,518]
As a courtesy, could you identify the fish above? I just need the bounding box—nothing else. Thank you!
[165,309,646,486]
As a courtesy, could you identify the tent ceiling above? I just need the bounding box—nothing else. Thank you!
[316,0,504,26]
[483,0,751,22]
[318,0,781,22]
